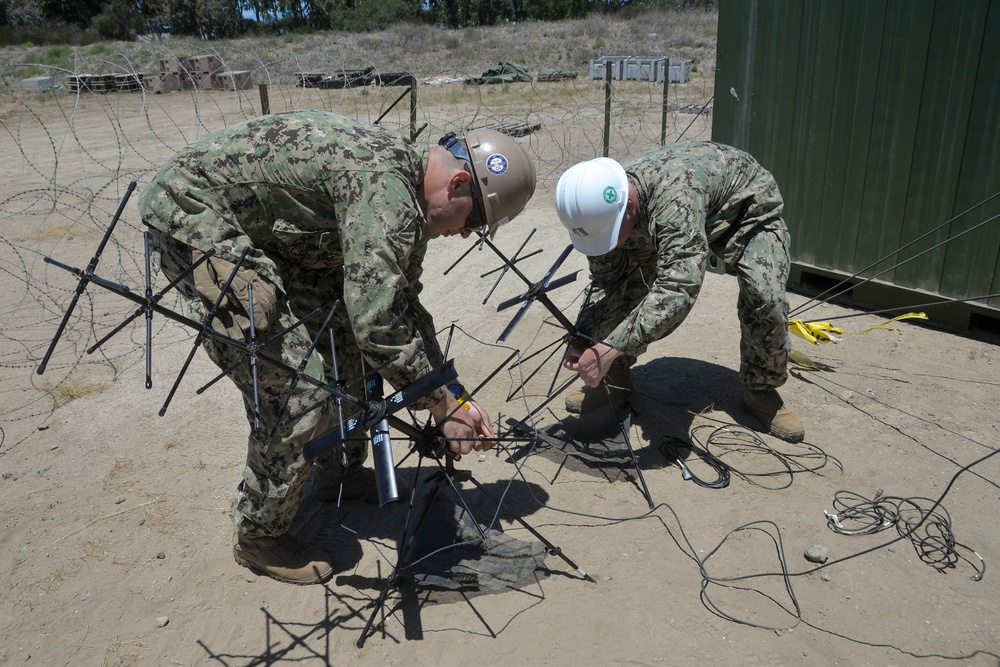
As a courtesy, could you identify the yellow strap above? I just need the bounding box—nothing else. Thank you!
[788,319,845,345]
[789,348,818,368]
[788,312,926,345]
[857,312,928,334]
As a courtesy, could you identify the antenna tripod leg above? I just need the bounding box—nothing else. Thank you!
[37,181,137,374]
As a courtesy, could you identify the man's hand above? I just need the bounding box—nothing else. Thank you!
[563,340,623,387]
[429,392,495,456]
[563,344,584,369]
[465,400,495,440]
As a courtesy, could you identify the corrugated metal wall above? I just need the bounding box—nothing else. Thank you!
[713,0,1000,326]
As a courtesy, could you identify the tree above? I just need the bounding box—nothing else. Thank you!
[1,0,43,27]
[40,0,102,27]
[93,0,145,38]
[164,0,241,38]
[425,0,589,28]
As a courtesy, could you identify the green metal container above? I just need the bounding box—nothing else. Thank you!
[713,0,1000,329]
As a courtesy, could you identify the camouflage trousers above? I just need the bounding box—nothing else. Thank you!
[582,223,791,391]
[156,235,369,538]
[733,224,791,391]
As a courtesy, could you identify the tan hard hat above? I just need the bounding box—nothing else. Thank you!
[463,128,536,237]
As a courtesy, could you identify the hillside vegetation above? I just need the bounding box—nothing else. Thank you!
[2,9,716,86]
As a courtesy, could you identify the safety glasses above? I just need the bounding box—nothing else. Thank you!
[439,132,484,231]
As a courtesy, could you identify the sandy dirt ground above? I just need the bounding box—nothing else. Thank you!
[1,83,999,667]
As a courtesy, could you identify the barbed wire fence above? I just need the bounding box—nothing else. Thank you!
[0,42,714,450]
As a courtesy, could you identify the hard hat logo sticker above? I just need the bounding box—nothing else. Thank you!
[603,186,617,204]
[486,154,508,175]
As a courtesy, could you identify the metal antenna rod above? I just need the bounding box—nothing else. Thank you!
[249,301,340,453]
[143,233,154,388]
[158,247,252,416]
[493,243,579,340]
[374,86,412,124]
[442,323,456,360]
[84,244,215,389]
[285,352,401,424]
[37,181,137,374]
[481,228,537,305]
[44,257,362,411]
[329,327,349,470]
[791,192,1000,318]
[247,282,262,433]
[196,307,321,396]
[84,244,214,361]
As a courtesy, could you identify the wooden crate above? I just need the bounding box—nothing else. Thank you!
[22,76,53,91]
[193,73,215,90]
[114,73,143,92]
[375,72,414,87]
[318,67,375,89]
[295,72,326,88]
[187,55,222,74]
[215,70,251,91]
[158,57,186,75]
[151,73,180,94]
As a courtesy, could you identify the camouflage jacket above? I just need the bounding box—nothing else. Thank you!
[577,141,785,356]
[139,111,445,404]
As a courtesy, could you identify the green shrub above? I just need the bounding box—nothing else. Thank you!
[0,21,86,47]
[46,45,73,61]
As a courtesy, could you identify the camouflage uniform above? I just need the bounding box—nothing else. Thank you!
[139,111,446,538]
[575,141,791,391]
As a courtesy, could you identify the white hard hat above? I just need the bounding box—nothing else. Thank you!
[554,157,629,256]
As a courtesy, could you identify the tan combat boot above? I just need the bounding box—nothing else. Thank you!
[311,466,411,504]
[565,363,633,414]
[743,389,805,443]
[232,531,335,585]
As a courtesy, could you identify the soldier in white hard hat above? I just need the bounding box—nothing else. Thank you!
[554,141,804,443]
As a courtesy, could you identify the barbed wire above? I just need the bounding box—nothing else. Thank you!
[0,45,713,449]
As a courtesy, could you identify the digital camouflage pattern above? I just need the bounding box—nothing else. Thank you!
[140,111,447,537]
[575,141,791,391]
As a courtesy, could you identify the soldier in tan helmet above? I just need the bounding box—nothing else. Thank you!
[140,111,535,585]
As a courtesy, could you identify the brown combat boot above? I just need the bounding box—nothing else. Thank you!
[311,466,411,504]
[743,389,805,443]
[565,363,633,414]
[232,532,334,585]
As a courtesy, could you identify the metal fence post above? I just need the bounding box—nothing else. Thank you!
[409,74,417,141]
[660,57,669,146]
[258,83,270,115]
[603,65,612,157]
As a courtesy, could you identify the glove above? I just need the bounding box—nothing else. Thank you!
[192,250,278,336]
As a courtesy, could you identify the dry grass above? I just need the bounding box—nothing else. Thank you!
[28,566,73,594]
[50,379,111,407]
[100,638,141,667]
[140,503,181,533]
[103,458,135,488]
[80,538,110,562]
[0,10,717,89]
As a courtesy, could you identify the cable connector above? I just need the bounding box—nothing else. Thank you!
[824,510,844,530]
[971,551,985,582]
